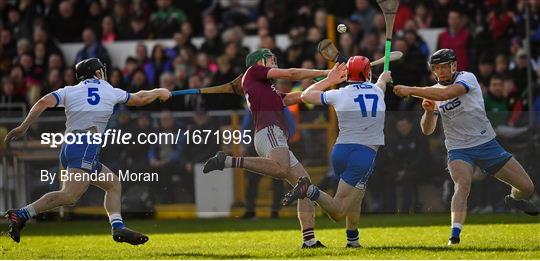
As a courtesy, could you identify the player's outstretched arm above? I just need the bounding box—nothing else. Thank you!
[375,71,392,93]
[393,84,467,101]
[4,93,57,143]
[300,63,347,105]
[267,67,330,81]
[420,99,438,135]
[126,88,171,107]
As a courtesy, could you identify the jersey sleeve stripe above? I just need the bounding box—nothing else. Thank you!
[455,80,471,93]
[52,92,60,107]
[321,92,327,106]
[123,92,131,104]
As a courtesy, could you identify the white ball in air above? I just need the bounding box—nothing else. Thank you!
[337,24,347,34]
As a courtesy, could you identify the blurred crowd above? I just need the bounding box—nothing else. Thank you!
[1,0,540,215]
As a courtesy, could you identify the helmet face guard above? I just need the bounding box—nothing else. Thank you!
[246,48,275,68]
[429,49,457,85]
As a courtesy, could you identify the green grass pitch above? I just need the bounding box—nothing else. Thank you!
[1,214,539,259]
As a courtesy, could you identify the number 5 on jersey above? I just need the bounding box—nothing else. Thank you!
[87,87,100,105]
[354,94,378,117]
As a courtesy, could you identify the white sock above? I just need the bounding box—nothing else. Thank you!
[452,222,463,229]
[224,156,232,168]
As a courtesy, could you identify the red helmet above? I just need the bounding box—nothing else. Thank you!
[347,56,371,82]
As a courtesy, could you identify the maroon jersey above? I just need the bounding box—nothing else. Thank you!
[242,65,288,134]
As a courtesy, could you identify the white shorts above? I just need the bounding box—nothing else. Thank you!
[254,125,299,167]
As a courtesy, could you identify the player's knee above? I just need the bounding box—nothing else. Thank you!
[454,179,471,193]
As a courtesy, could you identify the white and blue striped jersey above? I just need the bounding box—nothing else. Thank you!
[321,82,385,145]
[52,79,130,133]
[434,71,496,150]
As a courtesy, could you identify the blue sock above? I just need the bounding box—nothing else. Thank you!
[346,229,359,245]
[17,205,36,221]
[451,223,462,238]
[306,185,320,201]
[109,213,125,229]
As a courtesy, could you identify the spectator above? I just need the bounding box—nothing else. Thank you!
[149,0,186,38]
[47,53,64,71]
[134,42,150,68]
[1,77,25,104]
[313,9,328,35]
[75,28,112,70]
[41,68,63,96]
[414,3,432,29]
[127,68,150,93]
[50,0,83,42]
[484,74,509,127]
[510,49,537,97]
[389,38,429,110]
[173,64,189,89]
[372,13,386,35]
[128,0,151,19]
[32,28,62,59]
[431,0,454,27]
[112,1,131,39]
[181,21,193,41]
[476,55,495,92]
[167,32,197,61]
[109,68,126,90]
[122,112,154,173]
[9,64,26,98]
[122,56,139,83]
[437,10,471,71]
[359,32,378,61]
[0,45,12,76]
[144,44,173,86]
[394,2,414,33]
[495,54,509,76]
[16,38,32,58]
[194,53,214,86]
[283,27,305,68]
[7,6,23,39]
[125,14,150,40]
[33,43,47,78]
[222,41,245,75]
[101,16,117,44]
[303,26,323,62]
[221,0,252,29]
[204,55,243,110]
[200,22,223,59]
[63,67,76,86]
[40,0,58,21]
[339,32,359,59]
[403,30,429,59]
[84,0,104,34]
[182,110,220,201]
[148,110,184,203]
[387,117,430,214]
[487,4,515,53]
[182,74,205,111]
[1,29,17,60]
[349,0,377,34]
